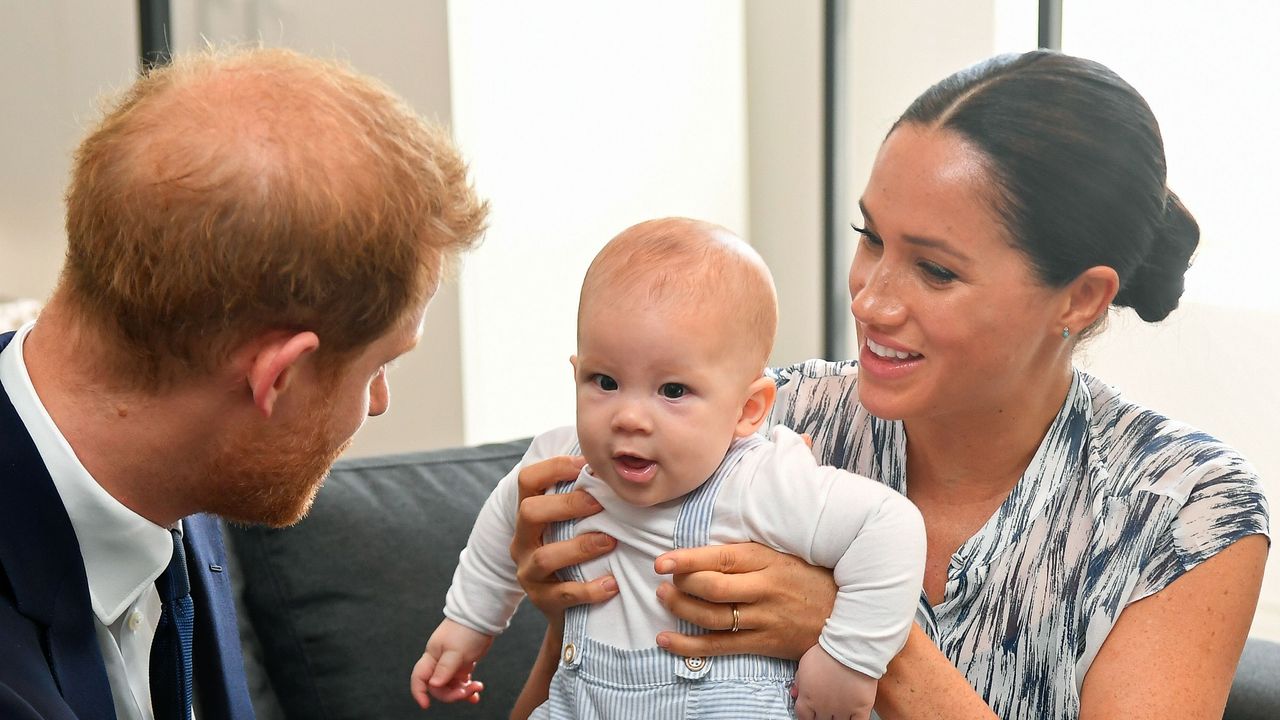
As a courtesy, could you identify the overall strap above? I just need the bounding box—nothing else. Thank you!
[547,442,590,670]
[671,433,767,680]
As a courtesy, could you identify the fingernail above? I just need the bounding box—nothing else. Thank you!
[573,455,587,468]
[601,577,618,594]
[656,633,671,648]
[584,494,602,510]
[655,558,674,573]
[655,583,670,601]
[592,533,615,549]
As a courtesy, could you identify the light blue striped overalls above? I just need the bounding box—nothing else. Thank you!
[531,436,798,719]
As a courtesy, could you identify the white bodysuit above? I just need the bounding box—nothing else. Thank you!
[445,425,926,681]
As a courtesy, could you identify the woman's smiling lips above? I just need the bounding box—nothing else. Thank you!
[612,453,657,483]
[859,334,924,380]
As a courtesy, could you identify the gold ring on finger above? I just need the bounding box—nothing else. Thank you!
[730,603,741,633]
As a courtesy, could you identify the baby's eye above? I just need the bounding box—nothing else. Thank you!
[593,374,618,391]
[659,383,687,399]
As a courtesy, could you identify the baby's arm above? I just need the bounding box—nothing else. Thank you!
[411,427,579,707]
[442,426,580,633]
[736,428,927,718]
[410,618,494,708]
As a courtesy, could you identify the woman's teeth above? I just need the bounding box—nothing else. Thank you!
[867,338,921,360]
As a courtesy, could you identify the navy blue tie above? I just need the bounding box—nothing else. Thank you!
[151,528,194,720]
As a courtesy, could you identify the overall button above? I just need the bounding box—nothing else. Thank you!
[684,656,706,671]
[562,643,576,664]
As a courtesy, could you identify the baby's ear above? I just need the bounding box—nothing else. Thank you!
[734,376,777,437]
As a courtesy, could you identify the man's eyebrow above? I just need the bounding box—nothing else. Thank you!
[857,200,972,264]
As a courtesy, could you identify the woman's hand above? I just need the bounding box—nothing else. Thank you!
[510,454,619,618]
[651,542,836,660]
[508,454,619,719]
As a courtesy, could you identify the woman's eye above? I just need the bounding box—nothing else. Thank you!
[593,375,618,391]
[920,261,958,283]
[851,223,882,248]
[659,383,687,399]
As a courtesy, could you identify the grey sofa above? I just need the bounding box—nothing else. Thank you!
[225,439,1280,720]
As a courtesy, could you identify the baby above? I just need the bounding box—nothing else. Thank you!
[411,218,926,719]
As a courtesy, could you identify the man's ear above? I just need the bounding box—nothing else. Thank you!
[246,331,321,418]
[734,376,777,438]
[1060,265,1119,337]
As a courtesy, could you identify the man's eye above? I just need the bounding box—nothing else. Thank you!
[659,383,687,399]
[593,375,618,391]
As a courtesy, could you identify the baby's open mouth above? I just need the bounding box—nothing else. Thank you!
[612,454,657,484]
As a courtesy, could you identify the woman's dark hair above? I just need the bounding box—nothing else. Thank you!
[895,50,1198,323]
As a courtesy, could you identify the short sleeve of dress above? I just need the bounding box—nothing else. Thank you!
[1130,444,1270,603]
[766,359,860,436]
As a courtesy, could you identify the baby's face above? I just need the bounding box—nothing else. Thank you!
[573,298,754,507]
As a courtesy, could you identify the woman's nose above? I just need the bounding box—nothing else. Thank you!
[850,259,907,328]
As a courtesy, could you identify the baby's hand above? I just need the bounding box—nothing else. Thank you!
[792,644,877,720]
[409,618,495,709]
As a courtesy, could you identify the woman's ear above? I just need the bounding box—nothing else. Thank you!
[734,376,777,437]
[1061,265,1120,336]
[245,331,321,417]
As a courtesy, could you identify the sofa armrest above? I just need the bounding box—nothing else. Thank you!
[228,439,545,720]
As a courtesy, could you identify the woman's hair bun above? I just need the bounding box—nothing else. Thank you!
[1113,190,1199,322]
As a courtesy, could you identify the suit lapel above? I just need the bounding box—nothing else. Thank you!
[186,514,255,720]
[0,331,116,718]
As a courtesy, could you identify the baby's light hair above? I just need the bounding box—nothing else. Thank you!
[578,218,778,377]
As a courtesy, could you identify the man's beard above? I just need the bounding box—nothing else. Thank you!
[205,393,353,528]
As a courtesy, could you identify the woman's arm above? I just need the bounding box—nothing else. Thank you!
[1078,534,1267,719]
[653,544,1000,719]
[874,625,998,719]
[506,455,619,720]
[656,536,1267,720]
[510,622,564,720]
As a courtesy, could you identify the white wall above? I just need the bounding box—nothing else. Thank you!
[1063,0,1279,641]
[744,0,824,367]
[447,0,750,444]
[172,0,469,457]
[0,2,135,300]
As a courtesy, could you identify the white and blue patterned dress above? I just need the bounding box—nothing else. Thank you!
[767,360,1270,720]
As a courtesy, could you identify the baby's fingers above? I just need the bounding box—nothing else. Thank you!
[409,653,437,708]
[428,652,469,688]
[429,678,485,704]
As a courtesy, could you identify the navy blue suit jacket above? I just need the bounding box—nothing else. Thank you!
[0,331,255,719]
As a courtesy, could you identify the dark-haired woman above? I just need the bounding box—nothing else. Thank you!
[509,51,1270,719]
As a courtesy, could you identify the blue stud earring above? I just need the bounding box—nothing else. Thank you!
[1062,327,1070,339]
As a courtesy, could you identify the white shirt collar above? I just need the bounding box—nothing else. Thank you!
[0,322,172,625]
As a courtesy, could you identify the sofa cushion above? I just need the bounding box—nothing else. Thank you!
[229,438,544,719]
